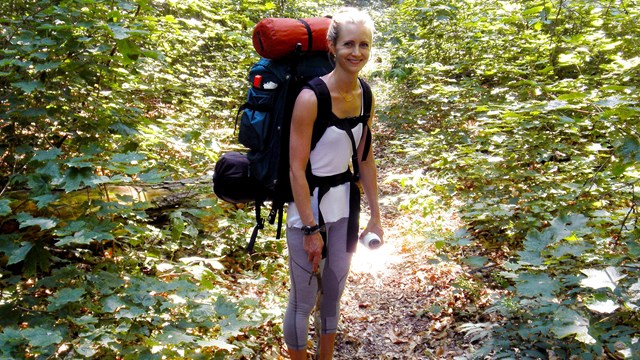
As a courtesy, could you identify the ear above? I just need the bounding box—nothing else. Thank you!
[327,39,335,55]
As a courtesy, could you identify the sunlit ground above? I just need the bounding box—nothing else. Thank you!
[350,235,404,276]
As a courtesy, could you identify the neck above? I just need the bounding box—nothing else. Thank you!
[328,71,359,92]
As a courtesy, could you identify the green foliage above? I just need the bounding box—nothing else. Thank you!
[2,0,638,357]
[0,0,309,357]
[381,0,639,358]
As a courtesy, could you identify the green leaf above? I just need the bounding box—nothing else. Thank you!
[618,136,640,161]
[34,62,62,71]
[55,228,114,247]
[6,242,34,265]
[109,122,139,136]
[463,256,489,268]
[0,327,24,350]
[48,287,86,311]
[111,152,146,163]
[580,267,626,291]
[36,161,61,179]
[214,296,238,317]
[518,229,554,266]
[516,273,559,298]
[88,271,126,295]
[0,199,11,216]
[585,299,618,314]
[62,167,96,192]
[552,307,596,344]
[138,169,166,183]
[522,5,545,16]
[549,214,589,240]
[32,148,62,161]
[75,338,98,357]
[23,243,51,276]
[596,96,625,108]
[33,193,60,209]
[551,242,592,258]
[180,256,225,270]
[156,327,195,345]
[22,327,63,348]
[16,212,58,230]
[219,314,250,337]
[102,295,127,313]
[116,306,146,319]
[170,210,185,240]
[11,80,44,93]
[116,39,141,60]
[197,338,237,352]
[108,24,131,40]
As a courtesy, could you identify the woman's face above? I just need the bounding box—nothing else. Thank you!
[331,22,372,74]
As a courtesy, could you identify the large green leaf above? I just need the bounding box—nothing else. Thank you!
[548,214,589,240]
[55,228,114,247]
[155,327,195,345]
[516,273,560,298]
[585,299,618,314]
[580,267,626,291]
[6,242,34,265]
[197,338,237,352]
[108,24,132,40]
[618,136,640,161]
[16,212,58,230]
[22,327,63,348]
[47,287,86,311]
[31,148,62,162]
[518,229,554,266]
[32,193,61,209]
[552,307,596,344]
[11,80,44,93]
[61,167,97,192]
[111,152,146,163]
[102,295,127,313]
[138,169,166,183]
[0,199,11,216]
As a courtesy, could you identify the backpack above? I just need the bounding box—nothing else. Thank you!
[213,18,372,253]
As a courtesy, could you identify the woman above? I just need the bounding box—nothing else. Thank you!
[284,7,383,359]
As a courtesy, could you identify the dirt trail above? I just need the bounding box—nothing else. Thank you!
[332,217,474,360]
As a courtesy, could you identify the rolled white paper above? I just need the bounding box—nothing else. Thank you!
[360,232,383,250]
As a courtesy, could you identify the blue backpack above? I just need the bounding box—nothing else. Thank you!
[213,51,372,252]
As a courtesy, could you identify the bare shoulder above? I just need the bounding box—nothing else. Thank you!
[295,88,318,108]
[292,88,318,124]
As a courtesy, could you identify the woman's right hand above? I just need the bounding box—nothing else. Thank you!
[303,233,324,272]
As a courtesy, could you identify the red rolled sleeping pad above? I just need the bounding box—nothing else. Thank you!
[252,17,331,59]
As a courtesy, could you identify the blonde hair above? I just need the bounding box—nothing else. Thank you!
[326,7,375,46]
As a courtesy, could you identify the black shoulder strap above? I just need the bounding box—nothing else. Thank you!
[307,78,331,149]
[359,78,373,162]
[307,77,374,164]
[360,78,373,119]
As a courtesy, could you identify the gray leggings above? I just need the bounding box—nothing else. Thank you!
[283,217,353,351]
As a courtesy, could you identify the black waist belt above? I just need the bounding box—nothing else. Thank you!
[310,169,360,257]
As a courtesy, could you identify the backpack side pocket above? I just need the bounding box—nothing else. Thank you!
[238,87,276,151]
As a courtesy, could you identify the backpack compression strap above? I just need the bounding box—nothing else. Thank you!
[297,19,313,53]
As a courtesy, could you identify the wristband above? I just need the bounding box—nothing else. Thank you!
[301,224,323,235]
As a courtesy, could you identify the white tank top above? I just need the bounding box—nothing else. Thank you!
[287,81,365,227]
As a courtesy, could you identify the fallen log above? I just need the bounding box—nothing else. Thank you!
[2,174,216,221]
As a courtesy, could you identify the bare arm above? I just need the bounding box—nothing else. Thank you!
[289,88,324,271]
[357,96,383,240]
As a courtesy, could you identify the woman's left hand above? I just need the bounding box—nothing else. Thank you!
[360,219,383,242]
